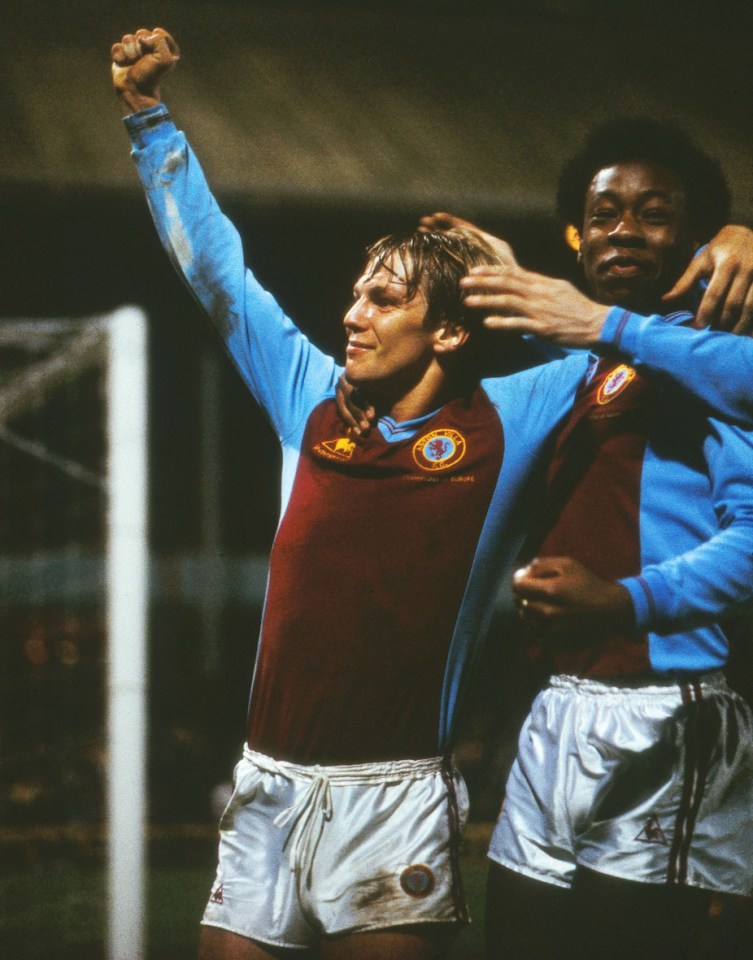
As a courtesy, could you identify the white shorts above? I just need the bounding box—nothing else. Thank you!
[202,747,469,948]
[489,673,753,896]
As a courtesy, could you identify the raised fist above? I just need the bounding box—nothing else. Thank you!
[111,27,180,113]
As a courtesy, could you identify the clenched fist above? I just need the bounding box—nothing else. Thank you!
[111,27,180,114]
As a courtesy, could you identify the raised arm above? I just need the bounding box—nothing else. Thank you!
[111,29,339,439]
[112,27,179,114]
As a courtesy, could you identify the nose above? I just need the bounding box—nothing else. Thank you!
[608,212,645,247]
[344,297,369,333]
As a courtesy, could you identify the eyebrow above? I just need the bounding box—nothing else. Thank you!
[359,269,409,289]
[353,274,409,299]
[591,188,674,203]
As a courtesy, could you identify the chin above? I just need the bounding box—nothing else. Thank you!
[599,282,662,314]
[344,367,367,387]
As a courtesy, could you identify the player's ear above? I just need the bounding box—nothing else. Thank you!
[565,224,582,262]
[433,321,469,354]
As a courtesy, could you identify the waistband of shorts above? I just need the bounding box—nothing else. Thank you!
[549,671,728,696]
[242,746,449,784]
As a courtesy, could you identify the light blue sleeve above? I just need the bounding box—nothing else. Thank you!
[521,335,578,362]
[124,105,340,443]
[481,352,590,452]
[600,307,753,427]
[620,418,753,633]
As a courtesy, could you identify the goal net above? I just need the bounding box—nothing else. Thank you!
[0,308,149,960]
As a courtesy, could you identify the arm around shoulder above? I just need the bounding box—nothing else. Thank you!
[599,307,753,427]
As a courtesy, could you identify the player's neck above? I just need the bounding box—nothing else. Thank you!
[380,373,462,424]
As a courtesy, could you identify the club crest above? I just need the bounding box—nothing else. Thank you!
[597,364,636,405]
[400,863,435,898]
[413,429,466,471]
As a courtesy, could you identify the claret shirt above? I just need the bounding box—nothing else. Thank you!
[248,391,504,763]
[126,105,753,761]
[536,336,753,678]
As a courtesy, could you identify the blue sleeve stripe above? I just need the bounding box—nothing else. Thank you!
[634,576,656,623]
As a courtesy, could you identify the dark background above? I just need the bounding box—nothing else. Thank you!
[2,0,752,836]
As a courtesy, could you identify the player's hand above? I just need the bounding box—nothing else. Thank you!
[512,556,635,643]
[663,225,753,335]
[111,27,180,114]
[461,264,609,347]
[418,212,517,267]
[335,374,375,438]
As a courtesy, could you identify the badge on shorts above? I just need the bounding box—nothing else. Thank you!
[399,863,435,898]
[596,364,636,405]
[412,429,466,471]
[635,815,668,845]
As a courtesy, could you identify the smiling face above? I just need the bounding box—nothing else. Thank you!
[343,253,439,402]
[580,161,700,312]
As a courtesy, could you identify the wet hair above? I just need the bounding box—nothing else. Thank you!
[556,117,731,242]
[363,229,500,334]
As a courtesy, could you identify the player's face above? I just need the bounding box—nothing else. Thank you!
[343,254,437,395]
[579,162,699,311]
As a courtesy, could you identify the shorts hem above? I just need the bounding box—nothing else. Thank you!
[486,853,571,890]
[200,918,311,950]
[575,861,753,898]
[323,915,469,938]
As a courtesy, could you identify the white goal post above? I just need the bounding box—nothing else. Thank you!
[105,307,149,960]
[0,307,149,960]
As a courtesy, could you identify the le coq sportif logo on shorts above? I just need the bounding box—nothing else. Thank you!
[635,814,668,845]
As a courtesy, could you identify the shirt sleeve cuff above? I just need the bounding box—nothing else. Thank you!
[123,103,174,150]
[598,306,646,352]
[618,575,655,631]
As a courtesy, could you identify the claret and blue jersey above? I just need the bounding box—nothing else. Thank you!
[126,105,753,762]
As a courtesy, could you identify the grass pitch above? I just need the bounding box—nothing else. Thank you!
[0,854,488,959]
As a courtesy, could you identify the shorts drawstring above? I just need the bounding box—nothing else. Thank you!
[274,767,333,888]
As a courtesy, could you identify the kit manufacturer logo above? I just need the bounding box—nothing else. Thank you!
[315,436,357,460]
[635,815,668,845]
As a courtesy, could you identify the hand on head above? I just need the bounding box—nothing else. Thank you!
[460,265,609,347]
[111,27,180,114]
[418,212,517,268]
